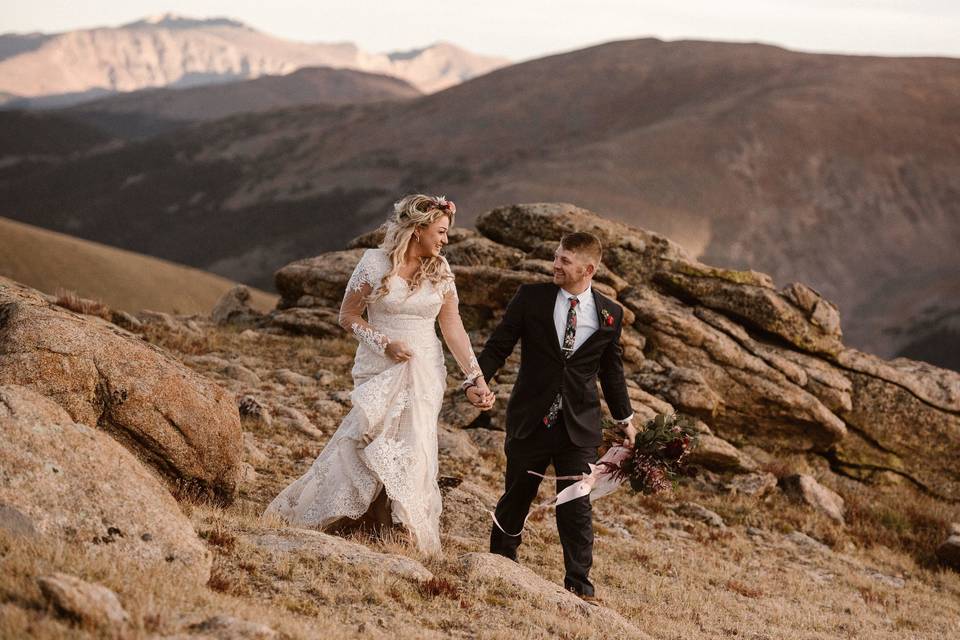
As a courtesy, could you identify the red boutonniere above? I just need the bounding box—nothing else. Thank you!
[600,308,614,326]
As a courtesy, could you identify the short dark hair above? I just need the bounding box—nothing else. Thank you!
[560,232,602,265]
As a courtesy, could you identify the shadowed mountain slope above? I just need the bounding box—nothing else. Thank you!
[2,38,958,366]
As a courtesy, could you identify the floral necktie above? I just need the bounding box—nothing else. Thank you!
[543,296,578,428]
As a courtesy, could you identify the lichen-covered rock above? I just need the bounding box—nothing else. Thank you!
[654,261,844,357]
[268,306,341,337]
[0,277,243,502]
[622,285,847,449]
[832,355,960,500]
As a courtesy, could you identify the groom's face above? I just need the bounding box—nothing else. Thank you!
[553,246,594,287]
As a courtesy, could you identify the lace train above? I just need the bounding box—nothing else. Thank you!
[264,247,478,555]
[264,355,443,554]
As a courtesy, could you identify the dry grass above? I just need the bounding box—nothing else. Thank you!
[6,321,960,639]
[53,288,112,320]
[0,215,278,315]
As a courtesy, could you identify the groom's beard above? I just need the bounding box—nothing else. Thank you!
[553,268,589,289]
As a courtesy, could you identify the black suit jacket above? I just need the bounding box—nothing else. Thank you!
[477,282,633,448]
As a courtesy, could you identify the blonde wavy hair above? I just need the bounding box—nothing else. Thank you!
[368,194,456,301]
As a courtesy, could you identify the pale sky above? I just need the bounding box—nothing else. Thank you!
[2,1,959,61]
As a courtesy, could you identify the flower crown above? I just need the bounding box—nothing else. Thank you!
[432,195,456,215]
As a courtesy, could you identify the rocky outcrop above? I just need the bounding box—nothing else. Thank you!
[623,285,847,449]
[0,385,212,583]
[272,203,960,502]
[275,249,366,309]
[0,277,244,502]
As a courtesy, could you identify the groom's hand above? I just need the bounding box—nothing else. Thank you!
[465,380,495,410]
[622,422,638,447]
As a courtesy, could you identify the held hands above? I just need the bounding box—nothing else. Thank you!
[465,377,495,410]
[385,339,414,363]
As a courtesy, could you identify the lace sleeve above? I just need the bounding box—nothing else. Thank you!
[436,267,482,383]
[339,251,390,356]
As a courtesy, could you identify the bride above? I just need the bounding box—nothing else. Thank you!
[264,194,494,554]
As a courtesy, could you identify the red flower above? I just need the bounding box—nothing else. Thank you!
[605,315,615,326]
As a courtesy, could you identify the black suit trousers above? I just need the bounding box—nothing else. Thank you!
[489,412,597,596]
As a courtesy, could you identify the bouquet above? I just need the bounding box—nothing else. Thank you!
[496,412,701,536]
[597,412,700,495]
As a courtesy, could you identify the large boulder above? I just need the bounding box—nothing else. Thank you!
[442,236,525,269]
[0,385,212,583]
[0,277,243,502]
[475,202,690,285]
[274,249,365,309]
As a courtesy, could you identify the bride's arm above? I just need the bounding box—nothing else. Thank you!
[338,280,391,356]
[437,277,485,386]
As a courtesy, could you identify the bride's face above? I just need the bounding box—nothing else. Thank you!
[416,215,451,258]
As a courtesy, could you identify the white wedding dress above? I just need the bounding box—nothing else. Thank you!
[264,248,481,554]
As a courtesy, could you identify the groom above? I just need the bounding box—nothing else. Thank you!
[465,231,636,601]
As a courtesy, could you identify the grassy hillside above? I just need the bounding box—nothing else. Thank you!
[0,216,277,314]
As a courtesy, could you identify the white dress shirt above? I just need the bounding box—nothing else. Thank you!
[553,285,598,354]
[554,284,633,425]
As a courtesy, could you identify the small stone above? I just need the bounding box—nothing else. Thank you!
[674,501,725,528]
[724,472,778,497]
[36,573,130,630]
[0,503,38,538]
[187,614,278,639]
[211,285,262,327]
[314,369,336,386]
[786,530,830,553]
[936,535,960,570]
[224,364,261,385]
[780,474,845,523]
[274,369,315,386]
[275,406,324,439]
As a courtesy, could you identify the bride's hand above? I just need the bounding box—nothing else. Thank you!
[385,340,414,363]
[470,377,496,410]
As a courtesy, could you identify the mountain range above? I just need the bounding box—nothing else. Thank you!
[0,13,507,107]
[1,36,958,369]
